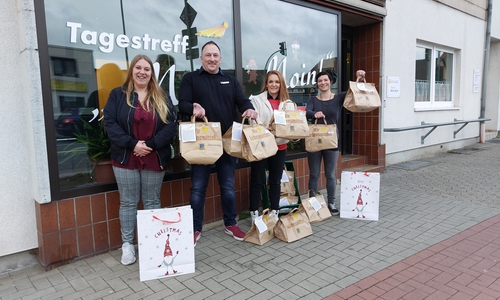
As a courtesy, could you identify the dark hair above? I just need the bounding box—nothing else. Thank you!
[202,41,221,53]
[316,71,334,83]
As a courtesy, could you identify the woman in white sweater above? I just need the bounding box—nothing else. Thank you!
[248,70,296,222]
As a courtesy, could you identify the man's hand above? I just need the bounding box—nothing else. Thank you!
[193,103,205,119]
[242,108,258,120]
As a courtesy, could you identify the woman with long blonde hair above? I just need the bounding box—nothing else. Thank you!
[104,54,177,265]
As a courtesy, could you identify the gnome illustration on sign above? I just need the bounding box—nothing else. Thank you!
[352,189,367,218]
[158,234,179,275]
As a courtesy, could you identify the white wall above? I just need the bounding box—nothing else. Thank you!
[0,0,49,257]
[381,0,487,164]
[491,0,500,40]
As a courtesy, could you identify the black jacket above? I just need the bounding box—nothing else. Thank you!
[103,86,177,170]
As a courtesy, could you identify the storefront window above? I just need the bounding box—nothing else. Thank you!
[39,0,341,195]
[43,0,234,190]
[240,0,340,106]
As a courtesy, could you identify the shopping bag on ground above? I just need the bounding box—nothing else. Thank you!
[137,205,195,281]
[243,209,278,245]
[274,208,313,243]
[305,118,338,152]
[179,116,223,165]
[343,77,381,112]
[340,171,380,221]
[280,167,296,195]
[298,190,331,223]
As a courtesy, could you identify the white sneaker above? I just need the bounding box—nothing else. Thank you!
[121,242,136,265]
[271,210,280,222]
[250,210,259,223]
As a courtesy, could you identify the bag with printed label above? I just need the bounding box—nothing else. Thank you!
[274,208,313,243]
[344,77,381,112]
[179,116,223,165]
[243,209,279,245]
[241,119,278,162]
[137,205,195,281]
[222,121,245,159]
[272,100,309,139]
[297,190,331,223]
[305,118,338,152]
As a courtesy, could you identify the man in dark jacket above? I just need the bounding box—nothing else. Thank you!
[178,41,257,245]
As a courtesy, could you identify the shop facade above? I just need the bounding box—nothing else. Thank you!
[2,0,382,269]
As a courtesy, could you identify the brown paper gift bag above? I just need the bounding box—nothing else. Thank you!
[272,101,309,139]
[297,191,331,223]
[280,168,296,195]
[274,208,312,243]
[241,120,278,162]
[179,116,223,165]
[343,77,381,112]
[305,118,338,152]
[222,121,244,159]
[243,209,278,245]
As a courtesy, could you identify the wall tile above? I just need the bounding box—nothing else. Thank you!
[39,201,58,234]
[160,181,172,207]
[77,225,93,256]
[60,229,77,260]
[91,194,106,223]
[108,219,121,248]
[58,199,75,230]
[171,179,183,205]
[93,222,109,252]
[182,179,192,205]
[106,192,119,220]
[75,196,91,227]
[41,232,61,266]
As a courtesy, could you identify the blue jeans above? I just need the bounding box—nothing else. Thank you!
[190,152,237,232]
[307,149,339,204]
[249,149,286,211]
[112,166,164,244]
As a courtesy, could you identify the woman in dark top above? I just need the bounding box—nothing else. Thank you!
[104,54,177,265]
[306,70,365,215]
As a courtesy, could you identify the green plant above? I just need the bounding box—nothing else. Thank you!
[59,119,111,171]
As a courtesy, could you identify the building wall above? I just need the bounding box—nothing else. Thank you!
[381,0,488,164]
[0,0,48,257]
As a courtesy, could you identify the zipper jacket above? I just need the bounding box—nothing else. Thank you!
[103,86,177,169]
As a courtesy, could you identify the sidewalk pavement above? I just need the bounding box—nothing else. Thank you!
[1,140,500,300]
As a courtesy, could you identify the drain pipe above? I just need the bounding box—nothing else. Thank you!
[480,0,492,143]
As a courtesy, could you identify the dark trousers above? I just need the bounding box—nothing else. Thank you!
[249,149,287,211]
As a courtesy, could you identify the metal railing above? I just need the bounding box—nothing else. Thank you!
[384,118,491,144]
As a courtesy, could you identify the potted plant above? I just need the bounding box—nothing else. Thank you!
[60,118,114,183]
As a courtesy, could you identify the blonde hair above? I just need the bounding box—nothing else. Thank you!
[261,70,290,101]
[123,54,169,123]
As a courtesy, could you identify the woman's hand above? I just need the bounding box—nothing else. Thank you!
[133,141,152,157]
[314,111,325,119]
[356,70,366,79]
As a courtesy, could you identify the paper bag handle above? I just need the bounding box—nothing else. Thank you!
[152,212,181,224]
[313,118,328,125]
[355,76,367,83]
[190,115,209,123]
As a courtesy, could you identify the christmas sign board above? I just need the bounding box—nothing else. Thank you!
[340,171,380,221]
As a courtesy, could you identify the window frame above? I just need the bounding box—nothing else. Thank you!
[414,41,456,110]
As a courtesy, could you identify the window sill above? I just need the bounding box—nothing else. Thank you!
[414,107,460,112]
